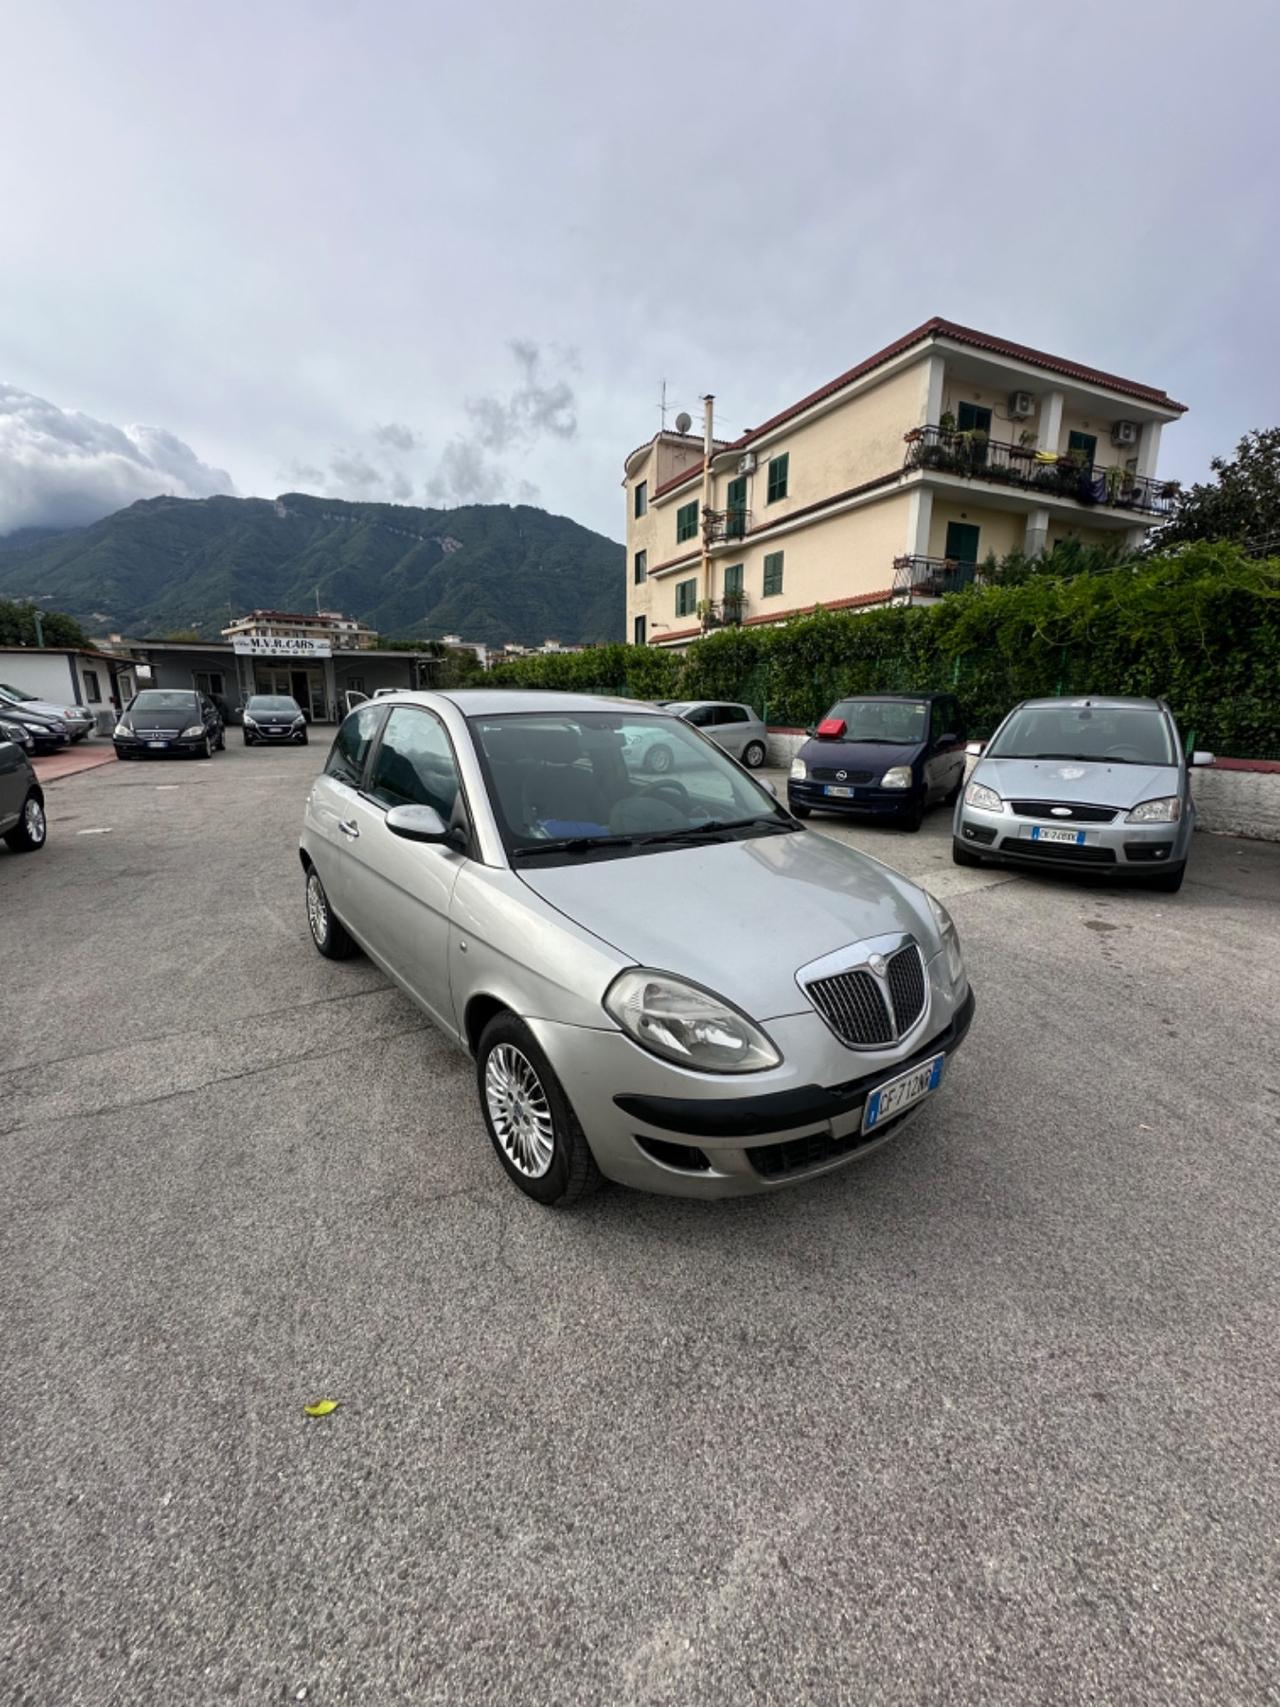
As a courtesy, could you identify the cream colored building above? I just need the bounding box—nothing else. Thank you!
[221,608,378,650]
[623,318,1186,647]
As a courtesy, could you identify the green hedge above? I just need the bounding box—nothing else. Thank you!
[484,544,1280,756]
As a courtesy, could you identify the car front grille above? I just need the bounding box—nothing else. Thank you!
[749,1109,914,1178]
[1010,800,1117,823]
[805,944,926,1048]
[134,728,178,739]
[812,766,874,783]
[1001,836,1116,864]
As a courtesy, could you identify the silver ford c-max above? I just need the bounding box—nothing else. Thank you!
[300,691,973,1205]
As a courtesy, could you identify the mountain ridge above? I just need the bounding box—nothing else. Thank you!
[0,491,624,645]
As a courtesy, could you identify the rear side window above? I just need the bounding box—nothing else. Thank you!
[719,705,749,724]
[325,705,384,787]
[367,707,461,820]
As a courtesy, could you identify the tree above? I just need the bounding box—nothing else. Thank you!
[1157,427,1280,555]
[161,628,203,642]
[0,599,90,648]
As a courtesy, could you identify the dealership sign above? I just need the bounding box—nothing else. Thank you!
[232,636,332,659]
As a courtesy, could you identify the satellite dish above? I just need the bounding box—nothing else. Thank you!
[674,411,692,435]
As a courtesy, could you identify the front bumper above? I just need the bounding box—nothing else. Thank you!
[788,779,918,818]
[113,736,208,757]
[530,969,974,1199]
[954,801,1190,872]
[245,725,307,742]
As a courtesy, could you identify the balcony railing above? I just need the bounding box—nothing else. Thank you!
[903,426,1179,517]
[892,556,983,601]
[702,507,752,544]
[699,594,748,629]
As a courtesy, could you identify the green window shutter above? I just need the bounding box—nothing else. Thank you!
[1068,430,1097,466]
[723,563,744,595]
[675,578,697,617]
[676,500,699,542]
[767,453,789,503]
[762,552,784,597]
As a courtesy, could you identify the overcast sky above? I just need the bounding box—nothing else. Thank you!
[1,0,1275,541]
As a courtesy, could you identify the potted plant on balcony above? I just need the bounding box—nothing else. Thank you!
[721,590,746,626]
[696,597,719,629]
[1103,464,1135,506]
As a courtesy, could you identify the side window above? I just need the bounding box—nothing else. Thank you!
[367,707,461,821]
[683,706,713,727]
[325,705,384,787]
[721,705,749,724]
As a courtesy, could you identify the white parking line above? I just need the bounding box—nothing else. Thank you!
[76,827,114,835]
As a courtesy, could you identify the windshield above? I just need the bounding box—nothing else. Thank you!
[130,691,198,712]
[988,703,1175,766]
[0,684,38,703]
[469,710,791,862]
[824,699,930,744]
[247,696,301,713]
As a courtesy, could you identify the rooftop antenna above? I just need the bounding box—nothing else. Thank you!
[659,379,668,430]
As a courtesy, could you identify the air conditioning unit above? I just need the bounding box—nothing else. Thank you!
[1111,420,1139,447]
[1008,391,1035,419]
[738,452,757,475]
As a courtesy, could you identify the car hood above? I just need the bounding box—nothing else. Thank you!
[975,756,1180,808]
[128,710,198,731]
[2,696,76,721]
[518,830,938,1019]
[801,737,920,772]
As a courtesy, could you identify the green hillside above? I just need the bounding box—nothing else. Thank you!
[0,492,624,645]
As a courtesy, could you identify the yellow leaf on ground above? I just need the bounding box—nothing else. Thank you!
[303,1400,339,1417]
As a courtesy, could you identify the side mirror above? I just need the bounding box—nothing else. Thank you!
[1190,751,1215,768]
[385,803,449,843]
[804,726,816,738]
[965,740,985,757]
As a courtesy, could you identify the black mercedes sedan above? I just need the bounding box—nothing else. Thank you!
[113,690,225,760]
[242,694,309,746]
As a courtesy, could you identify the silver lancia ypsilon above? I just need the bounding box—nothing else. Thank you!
[300,692,973,1205]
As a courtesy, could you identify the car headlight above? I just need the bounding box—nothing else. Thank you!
[292,715,306,726]
[1126,796,1181,824]
[243,715,258,727]
[114,722,132,737]
[964,780,1002,812]
[881,766,912,789]
[789,757,807,780]
[603,969,781,1073]
[180,724,205,738]
[926,893,967,994]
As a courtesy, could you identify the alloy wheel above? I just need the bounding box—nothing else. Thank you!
[306,872,328,944]
[25,798,46,844]
[484,1044,555,1177]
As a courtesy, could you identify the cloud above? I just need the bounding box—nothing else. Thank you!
[424,341,577,504]
[0,382,233,534]
[373,421,417,453]
[425,440,506,506]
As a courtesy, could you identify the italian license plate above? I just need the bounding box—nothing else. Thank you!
[825,785,855,798]
[147,740,168,749]
[1031,825,1085,846]
[862,1053,944,1134]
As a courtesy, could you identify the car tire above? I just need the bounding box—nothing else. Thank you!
[741,740,766,769]
[477,1013,602,1207]
[952,841,982,867]
[645,743,673,775]
[4,791,46,853]
[305,866,359,959]
[243,734,253,746]
[300,733,309,745]
[1146,863,1186,893]
[196,735,213,760]
[901,794,926,832]
[791,803,812,820]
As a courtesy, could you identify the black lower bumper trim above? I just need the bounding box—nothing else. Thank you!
[614,988,975,1140]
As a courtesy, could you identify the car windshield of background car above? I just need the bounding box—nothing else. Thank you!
[248,696,300,713]
[827,700,929,743]
[131,691,199,711]
[0,684,39,703]
[470,712,792,861]
[988,706,1175,766]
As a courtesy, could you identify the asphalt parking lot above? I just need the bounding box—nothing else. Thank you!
[3,740,1279,1705]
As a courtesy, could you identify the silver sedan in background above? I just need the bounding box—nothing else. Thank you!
[954,695,1212,892]
[300,691,972,1205]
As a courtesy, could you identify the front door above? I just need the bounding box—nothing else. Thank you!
[726,475,748,539]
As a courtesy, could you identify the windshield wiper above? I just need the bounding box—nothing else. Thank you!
[637,815,796,846]
[512,835,634,858]
[1022,752,1143,765]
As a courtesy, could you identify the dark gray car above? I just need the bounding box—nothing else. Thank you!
[954,695,1212,892]
[0,731,47,853]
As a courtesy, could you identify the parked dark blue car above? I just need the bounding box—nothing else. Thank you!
[786,692,967,831]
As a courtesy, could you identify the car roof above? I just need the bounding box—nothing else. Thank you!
[830,691,948,702]
[396,688,664,717]
[1015,695,1166,711]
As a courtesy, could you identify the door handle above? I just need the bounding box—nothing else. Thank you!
[339,819,360,839]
